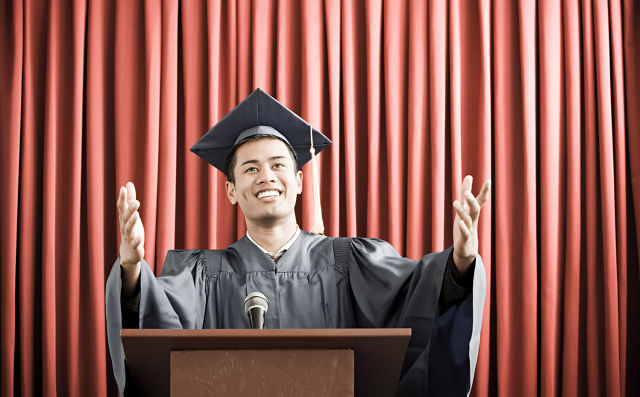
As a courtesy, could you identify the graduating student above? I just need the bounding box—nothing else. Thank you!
[106,88,491,396]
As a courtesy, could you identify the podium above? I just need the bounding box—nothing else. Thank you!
[121,328,411,396]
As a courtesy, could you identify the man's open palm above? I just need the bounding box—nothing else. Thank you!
[452,175,491,273]
[117,182,145,266]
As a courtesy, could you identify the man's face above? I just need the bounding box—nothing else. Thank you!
[225,138,302,226]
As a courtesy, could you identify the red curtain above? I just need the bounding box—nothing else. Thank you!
[1,0,639,396]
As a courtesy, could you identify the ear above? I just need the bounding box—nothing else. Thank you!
[296,170,303,194]
[225,180,237,205]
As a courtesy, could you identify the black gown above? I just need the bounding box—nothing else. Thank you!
[106,231,486,396]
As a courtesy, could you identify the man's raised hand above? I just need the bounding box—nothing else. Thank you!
[452,175,491,274]
[117,182,145,294]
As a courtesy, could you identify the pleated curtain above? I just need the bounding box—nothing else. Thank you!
[1,1,639,396]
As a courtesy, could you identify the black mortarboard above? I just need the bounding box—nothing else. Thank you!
[190,88,332,173]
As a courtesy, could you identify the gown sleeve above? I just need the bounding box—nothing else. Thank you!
[105,251,210,396]
[347,238,486,396]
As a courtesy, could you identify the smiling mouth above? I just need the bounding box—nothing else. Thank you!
[256,190,281,199]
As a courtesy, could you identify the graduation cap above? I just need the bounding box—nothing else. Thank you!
[191,88,331,172]
[190,88,331,234]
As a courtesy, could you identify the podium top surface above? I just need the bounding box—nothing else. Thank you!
[122,327,410,341]
[122,328,411,397]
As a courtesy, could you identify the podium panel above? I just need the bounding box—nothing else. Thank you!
[171,349,354,396]
[122,328,410,397]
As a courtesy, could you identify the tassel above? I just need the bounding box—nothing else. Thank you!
[309,124,325,234]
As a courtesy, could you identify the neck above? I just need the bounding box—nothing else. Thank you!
[245,215,298,253]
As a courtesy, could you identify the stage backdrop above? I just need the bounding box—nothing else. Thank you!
[1,0,639,396]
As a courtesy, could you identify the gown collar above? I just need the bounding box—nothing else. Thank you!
[246,226,301,261]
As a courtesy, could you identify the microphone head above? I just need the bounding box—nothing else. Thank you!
[244,292,269,313]
[244,292,269,329]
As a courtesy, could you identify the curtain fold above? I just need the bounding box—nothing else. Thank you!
[623,3,640,395]
[0,1,22,396]
[1,0,638,396]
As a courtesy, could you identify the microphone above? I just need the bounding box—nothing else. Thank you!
[244,292,269,329]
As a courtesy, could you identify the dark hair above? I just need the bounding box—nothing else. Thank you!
[224,134,298,183]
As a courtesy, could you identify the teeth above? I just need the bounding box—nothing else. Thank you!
[257,190,280,199]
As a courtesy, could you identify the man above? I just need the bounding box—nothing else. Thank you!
[106,89,490,396]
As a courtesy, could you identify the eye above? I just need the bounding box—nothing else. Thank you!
[273,163,285,169]
[245,166,258,173]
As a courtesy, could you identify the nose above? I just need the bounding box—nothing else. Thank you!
[257,166,277,184]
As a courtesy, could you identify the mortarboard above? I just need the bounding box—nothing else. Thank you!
[190,88,331,234]
[190,88,331,172]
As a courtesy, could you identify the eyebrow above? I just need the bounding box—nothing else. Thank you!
[240,155,287,167]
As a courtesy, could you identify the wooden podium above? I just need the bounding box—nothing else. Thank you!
[121,328,411,397]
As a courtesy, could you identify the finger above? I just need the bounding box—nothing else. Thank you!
[464,190,481,221]
[476,179,491,208]
[117,186,127,214]
[118,189,130,230]
[130,227,143,247]
[126,182,137,205]
[121,214,133,240]
[124,211,140,240]
[458,218,471,239]
[120,204,137,235]
[121,200,140,225]
[125,210,139,232]
[127,222,141,244]
[136,245,145,259]
[453,200,473,230]
[460,175,473,209]
[132,235,144,248]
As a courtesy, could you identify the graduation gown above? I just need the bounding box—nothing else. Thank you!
[106,231,486,396]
